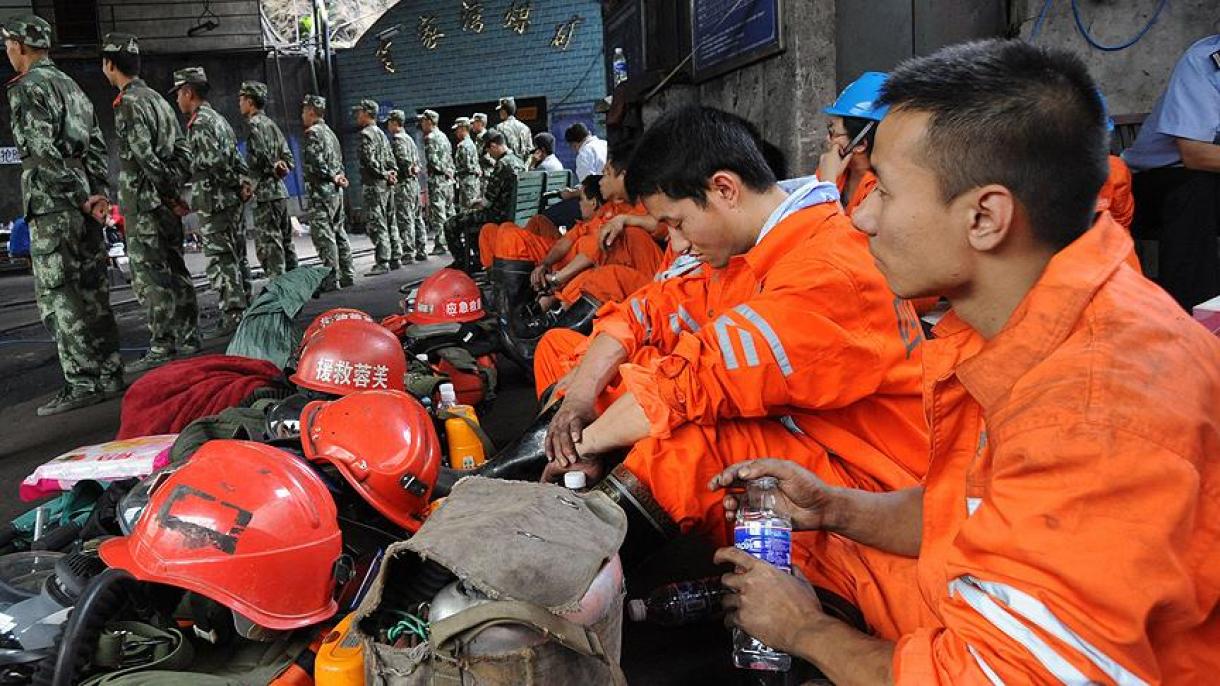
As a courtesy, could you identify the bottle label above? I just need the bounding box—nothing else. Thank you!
[734,522,791,573]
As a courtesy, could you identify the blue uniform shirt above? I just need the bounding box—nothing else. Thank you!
[1123,34,1220,171]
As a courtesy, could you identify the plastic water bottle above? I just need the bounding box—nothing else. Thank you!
[731,476,793,672]
[627,577,726,627]
[563,471,588,491]
[437,383,485,470]
[612,48,628,86]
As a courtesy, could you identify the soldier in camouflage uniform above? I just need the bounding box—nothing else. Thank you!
[494,97,534,158]
[443,130,525,271]
[239,81,298,278]
[419,109,455,256]
[471,113,496,196]
[171,67,249,335]
[385,110,427,262]
[3,16,123,415]
[354,99,400,275]
[452,117,482,213]
[103,33,200,373]
[301,95,354,291]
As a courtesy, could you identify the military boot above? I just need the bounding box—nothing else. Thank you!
[125,348,175,373]
[37,386,107,417]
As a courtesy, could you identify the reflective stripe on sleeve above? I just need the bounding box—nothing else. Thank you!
[677,304,701,332]
[713,316,739,371]
[732,304,793,376]
[966,645,1005,686]
[737,329,760,367]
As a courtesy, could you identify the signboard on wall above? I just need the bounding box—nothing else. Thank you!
[690,0,784,82]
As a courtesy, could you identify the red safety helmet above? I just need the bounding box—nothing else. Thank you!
[298,308,374,354]
[99,440,342,631]
[291,318,407,396]
[300,390,441,532]
[405,269,485,325]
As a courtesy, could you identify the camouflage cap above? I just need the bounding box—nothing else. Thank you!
[168,66,207,94]
[451,117,471,130]
[1,15,51,49]
[386,109,408,124]
[417,109,439,123]
[302,94,327,111]
[471,112,488,123]
[496,97,516,111]
[101,32,139,55]
[240,81,269,101]
[352,98,380,117]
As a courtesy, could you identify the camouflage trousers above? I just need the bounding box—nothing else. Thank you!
[28,210,123,393]
[127,205,200,353]
[199,202,248,319]
[456,175,482,212]
[426,179,455,249]
[254,198,299,277]
[308,192,353,289]
[394,181,426,257]
[363,182,399,268]
[443,208,495,270]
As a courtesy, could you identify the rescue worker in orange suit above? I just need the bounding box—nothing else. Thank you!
[817,72,887,218]
[709,39,1220,685]
[541,107,930,559]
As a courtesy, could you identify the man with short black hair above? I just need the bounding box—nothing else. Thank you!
[239,81,298,278]
[104,33,199,372]
[495,96,533,157]
[711,39,1220,684]
[444,129,525,270]
[173,67,250,333]
[547,106,929,569]
[4,15,123,415]
[530,132,564,171]
[565,122,607,181]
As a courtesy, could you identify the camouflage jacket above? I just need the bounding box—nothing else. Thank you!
[495,116,533,158]
[244,111,293,202]
[472,129,495,176]
[454,136,480,179]
[6,57,109,218]
[485,152,526,222]
[303,121,344,199]
[389,131,421,188]
[186,102,247,213]
[358,124,395,187]
[114,78,188,215]
[423,130,455,185]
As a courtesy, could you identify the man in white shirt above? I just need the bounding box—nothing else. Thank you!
[565,122,607,181]
[531,132,565,171]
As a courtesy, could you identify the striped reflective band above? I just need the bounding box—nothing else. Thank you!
[737,329,759,367]
[630,298,651,339]
[732,304,793,376]
[713,316,739,370]
[966,645,1004,686]
[669,313,680,334]
[949,576,1146,685]
[677,305,700,333]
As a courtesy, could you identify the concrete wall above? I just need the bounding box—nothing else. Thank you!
[334,0,607,199]
[95,0,264,53]
[1012,0,1219,115]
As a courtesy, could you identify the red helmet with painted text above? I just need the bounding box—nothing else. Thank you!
[298,308,374,354]
[291,318,406,396]
[301,390,441,532]
[405,269,484,325]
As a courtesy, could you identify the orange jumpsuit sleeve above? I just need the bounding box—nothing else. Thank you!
[894,422,1208,685]
[617,256,903,437]
[1106,156,1135,231]
[588,274,706,360]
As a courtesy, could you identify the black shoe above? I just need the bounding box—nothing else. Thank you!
[339,277,355,288]
[414,253,428,262]
[125,348,175,373]
[389,260,403,270]
[37,386,107,416]
[100,376,128,400]
[366,265,390,276]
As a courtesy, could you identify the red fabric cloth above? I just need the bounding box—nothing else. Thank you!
[116,354,285,439]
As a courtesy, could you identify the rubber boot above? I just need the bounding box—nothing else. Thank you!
[432,402,558,498]
[490,259,534,324]
[592,464,680,570]
[513,294,601,340]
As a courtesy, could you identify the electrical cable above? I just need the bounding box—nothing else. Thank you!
[1028,0,1054,43]
[1070,0,1168,51]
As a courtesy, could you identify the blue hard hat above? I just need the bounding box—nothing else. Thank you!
[824,72,890,122]
[1097,90,1115,132]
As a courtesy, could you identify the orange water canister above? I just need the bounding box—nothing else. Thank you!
[437,383,486,470]
[315,612,365,686]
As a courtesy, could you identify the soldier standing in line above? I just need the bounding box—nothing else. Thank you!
[302,95,354,291]
[471,112,495,195]
[452,117,482,213]
[419,109,455,256]
[3,16,123,415]
[171,67,249,335]
[443,130,526,271]
[354,99,400,275]
[239,81,298,277]
[494,97,534,158]
[386,109,427,262]
[102,33,200,373]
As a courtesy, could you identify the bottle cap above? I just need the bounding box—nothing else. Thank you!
[416,353,429,362]
[563,471,587,490]
[627,598,646,622]
[439,383,457,403]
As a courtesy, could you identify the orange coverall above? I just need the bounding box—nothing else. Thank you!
[556,226,664,305]
[479,200,647,268]
[798,216,1220,683]
[1096,154,1141,273]
[609,201,929,540]
[837,169,879,217]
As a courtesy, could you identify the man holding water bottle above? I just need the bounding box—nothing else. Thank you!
[711,40,1220,684]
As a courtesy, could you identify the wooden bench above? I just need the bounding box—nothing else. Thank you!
[510,170,548,226]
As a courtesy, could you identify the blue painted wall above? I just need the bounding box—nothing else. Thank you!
[335,0,606,197]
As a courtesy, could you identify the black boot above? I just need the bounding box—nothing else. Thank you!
[490,259,534,323]
[592,464,680,570]
[432,402,559,498]
[553,295,600,335]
